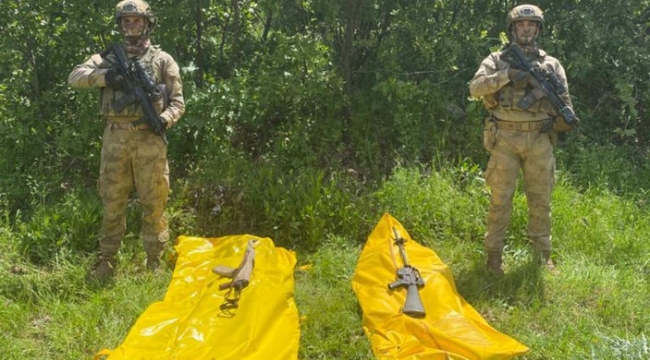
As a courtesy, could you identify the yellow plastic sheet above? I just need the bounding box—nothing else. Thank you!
[351,214,529,360]
[95,235,300,360]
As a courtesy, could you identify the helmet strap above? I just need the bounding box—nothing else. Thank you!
[123,37,150,55]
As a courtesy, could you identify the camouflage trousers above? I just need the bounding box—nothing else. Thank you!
[97,123,170,260]
[484,128,555,253]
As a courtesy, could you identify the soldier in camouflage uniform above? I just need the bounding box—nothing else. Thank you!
[68,0,185,280]
[469,4,574,276]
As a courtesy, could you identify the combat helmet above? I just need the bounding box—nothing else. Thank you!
[506,4,544,34]
[115,0,157,36]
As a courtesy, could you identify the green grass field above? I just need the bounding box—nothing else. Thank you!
[2,166,650,359]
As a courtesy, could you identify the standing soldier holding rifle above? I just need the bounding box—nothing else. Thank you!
[68,0,185,281]
[469,5,577,276]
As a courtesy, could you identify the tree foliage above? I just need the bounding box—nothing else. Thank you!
[2,0,650,216]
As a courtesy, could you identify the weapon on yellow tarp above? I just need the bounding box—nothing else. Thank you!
[213,239,258,309]
[388,227,426,318]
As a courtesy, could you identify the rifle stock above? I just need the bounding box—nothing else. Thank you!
[213,239,257,309]
[404,282,425,317]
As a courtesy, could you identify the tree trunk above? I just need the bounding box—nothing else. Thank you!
[195,0,205,87]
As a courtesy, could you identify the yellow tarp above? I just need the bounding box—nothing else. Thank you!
[95,235,300,360]
[351,214,529,360]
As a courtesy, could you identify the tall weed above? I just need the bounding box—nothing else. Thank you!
[373,162,488,245]
[16,190,102,265]
[179,156,370,252]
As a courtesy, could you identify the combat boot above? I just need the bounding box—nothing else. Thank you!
[540,250,557,272]
[86,257,116,282]
[143,233,166,273]
[533,250,558,274]
[486,251,504,277]
[146,255,161,272]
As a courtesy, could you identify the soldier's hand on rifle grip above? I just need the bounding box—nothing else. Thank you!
[105,69,126,91]
[507,68,528,84]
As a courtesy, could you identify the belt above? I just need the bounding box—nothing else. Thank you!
[495,120,545,132]
[108,122,150,131]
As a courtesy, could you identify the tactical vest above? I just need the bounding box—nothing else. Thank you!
[99,45,165,120]
[495,55,554,115]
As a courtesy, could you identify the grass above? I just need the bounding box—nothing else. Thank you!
[2,165,650,359]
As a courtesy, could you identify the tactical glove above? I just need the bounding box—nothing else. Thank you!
[105,69,126,91]
[507,68,528,83]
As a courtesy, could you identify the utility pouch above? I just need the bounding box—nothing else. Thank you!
[483,117,498,152]
[552,115,576,132]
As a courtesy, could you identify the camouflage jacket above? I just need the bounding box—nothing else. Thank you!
[469,48,573,122]
[68,45,185,128]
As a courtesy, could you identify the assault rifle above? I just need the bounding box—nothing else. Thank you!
[388,227,426,318]
[100,43,168,144]
[506,43,579,133]
[213,239,258,310]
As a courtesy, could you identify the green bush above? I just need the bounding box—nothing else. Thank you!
[178,156,369,252]
[556,142,650,194]
[16,191,101,265]
[373,162,488,245]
